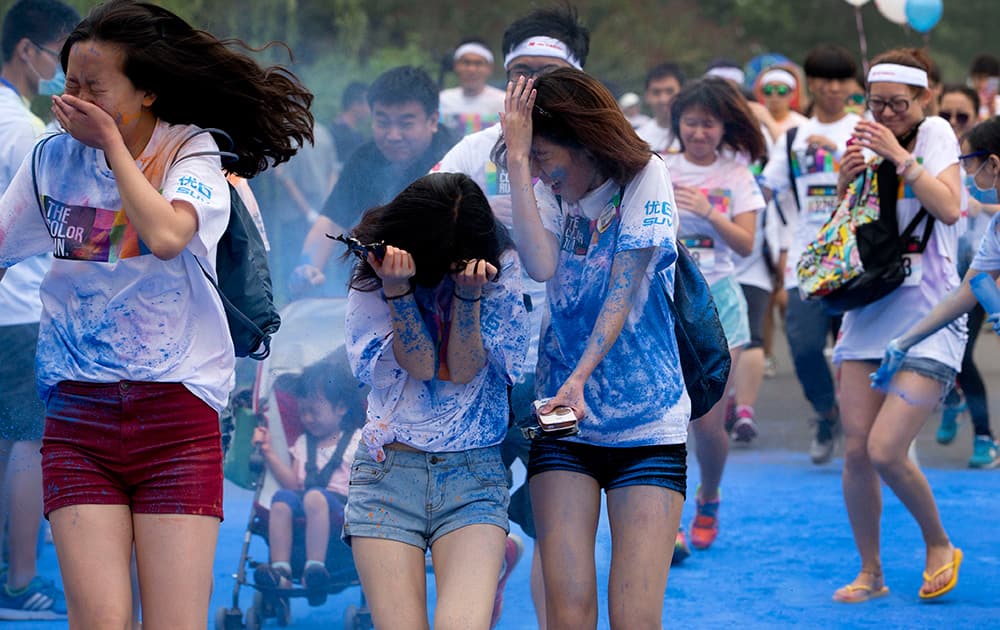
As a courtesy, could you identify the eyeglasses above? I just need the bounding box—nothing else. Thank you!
[328,234,386,262]
[31,42,60,58]
[958,150,990,169]
[762,84,791,97]
[507,64,562,81]
[866,96,913,114]
[940,110,973,127]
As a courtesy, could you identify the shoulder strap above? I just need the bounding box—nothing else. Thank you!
[900,208,935,252]
[31,133,63,238]
[785,126,800,211]
[304,431,319,478]
[312,430,353,490]
[875,158,901,235]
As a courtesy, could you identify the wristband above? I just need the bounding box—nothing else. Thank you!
[453,290,482,303]
[896,153,916,176]
[384,287,414,301]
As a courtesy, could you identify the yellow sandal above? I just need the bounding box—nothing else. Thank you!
[919,548,963,600]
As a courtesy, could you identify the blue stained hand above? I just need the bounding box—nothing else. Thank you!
[988,312,1000,336]
[870,339,907,391]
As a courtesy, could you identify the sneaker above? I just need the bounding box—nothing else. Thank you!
[730,406,758,444]
[969,436,1000,469]
[763,355,777,379]
[489,534,524,629]
[0,576,67,621]
[936,400,966,445]
[689,491,720,550]
[672,529,691,566]
[810,417,839,465]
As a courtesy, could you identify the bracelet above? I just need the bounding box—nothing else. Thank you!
[895,153,916,177]
[384,287,413,301]
[903,162,924,184]
[453,290,482,303]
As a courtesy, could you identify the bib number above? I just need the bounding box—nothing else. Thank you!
[681,236,715,271]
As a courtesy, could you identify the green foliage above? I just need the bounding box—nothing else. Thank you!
[2,0,998,117]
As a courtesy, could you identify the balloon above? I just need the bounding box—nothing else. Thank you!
[875,0,908,24]
[905,0,943,33]
[844,0,871,6]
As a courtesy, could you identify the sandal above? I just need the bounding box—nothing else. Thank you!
[919,547,963,600]
[833,573,890,603]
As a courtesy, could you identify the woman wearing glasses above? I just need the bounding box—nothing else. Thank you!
[832,48,964,603]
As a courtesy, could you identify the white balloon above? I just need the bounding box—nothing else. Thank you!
[875,0,909,24]
[844,0,871,6]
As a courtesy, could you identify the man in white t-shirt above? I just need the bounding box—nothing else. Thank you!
[439,38,506,137]
[636,62,685,155]
[0,0,78,620]
[760,44,860,465]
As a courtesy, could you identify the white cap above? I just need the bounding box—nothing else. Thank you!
[619,92,641,108]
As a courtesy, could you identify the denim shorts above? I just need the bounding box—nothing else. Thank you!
[866,355,958,400]
[711,275,751,350]
[343,444,509,550]
[527,440,687,498]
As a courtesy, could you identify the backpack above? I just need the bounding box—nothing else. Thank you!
[656,243,732,419]
[31,129,280,360]
[796,157,934,315]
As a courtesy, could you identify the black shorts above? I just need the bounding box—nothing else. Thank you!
[740,284,771,350]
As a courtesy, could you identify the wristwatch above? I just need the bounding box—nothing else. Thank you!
[896,154,916,176]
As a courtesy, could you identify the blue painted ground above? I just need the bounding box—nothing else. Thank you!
[11,448,999,629]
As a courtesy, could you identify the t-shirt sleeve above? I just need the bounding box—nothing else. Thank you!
[971,212,1000,271]
[919,118,960,178]
[731,165,766,217]
[479,251,528,384]
[0,141,55,266]
[345,287,402,389]
[760,133,791,192]
[161,133,230,259]
[617,158,678,270]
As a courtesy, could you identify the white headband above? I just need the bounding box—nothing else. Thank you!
[504,36,581,70]
[706,66,746,86]
[454,43,494,65]
[760,69,797,89]
[867,63,928,88]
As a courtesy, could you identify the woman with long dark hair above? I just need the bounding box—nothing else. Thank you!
[342,172,528,629]
[0,1,313,626]
[498,67,688,629]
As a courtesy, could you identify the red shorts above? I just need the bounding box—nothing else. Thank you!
[41,380,224,519]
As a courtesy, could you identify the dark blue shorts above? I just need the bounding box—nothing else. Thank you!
[272,488,347,530]
[527,440,687,497]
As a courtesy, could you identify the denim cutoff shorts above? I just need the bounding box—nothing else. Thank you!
[527,440,687,498]
[343,444,509,550]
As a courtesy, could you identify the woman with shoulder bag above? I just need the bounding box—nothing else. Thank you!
[831,48,964,603]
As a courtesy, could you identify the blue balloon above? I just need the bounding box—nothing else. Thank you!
[905,0,943,33]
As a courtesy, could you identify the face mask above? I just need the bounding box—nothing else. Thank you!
[968,162,999,204]
[38,65,66,96]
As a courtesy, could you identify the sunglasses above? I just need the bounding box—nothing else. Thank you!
[845,93,866,106]
[328,233,386,262]
[762,84,791,97]
[940,110,972,126]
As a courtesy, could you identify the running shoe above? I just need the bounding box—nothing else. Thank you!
[969,436,1000,469]
[810,417,839,465]
[763,355,777,379]
[0,576,67,621]
[730,406,758,444]
[672,529,691,566]
[936,400,966,445]
[489,534,525,629]
[689,492,720,550]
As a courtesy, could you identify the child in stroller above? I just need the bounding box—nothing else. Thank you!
[251,346,366,605]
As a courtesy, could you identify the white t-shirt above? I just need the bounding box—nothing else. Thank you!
[664,152,765,286]
[534,157,690,446]
[289,429,362,497]
[972,212,1000,271]
[0,121,235,411]
[636,119,680,156]
[0,84,49,325]
[346,251,528,454]
[833,116,966,369]
[439,85,505,136]
[761,113,861,288]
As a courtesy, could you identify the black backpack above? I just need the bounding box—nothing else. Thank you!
[820,158,934,315]
[31,130,280,360]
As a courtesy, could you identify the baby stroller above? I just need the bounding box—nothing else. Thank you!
[216,297,373,630]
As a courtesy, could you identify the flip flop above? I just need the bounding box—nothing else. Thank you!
[833,582,890,604]
[919,547,963,600]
